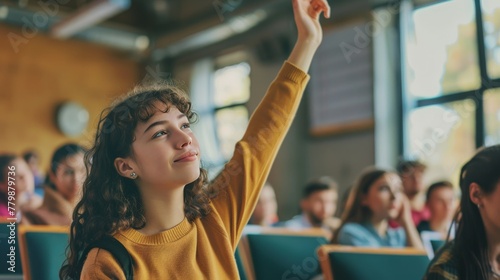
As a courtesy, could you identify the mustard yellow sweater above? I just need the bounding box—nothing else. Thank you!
[81,61,310,279]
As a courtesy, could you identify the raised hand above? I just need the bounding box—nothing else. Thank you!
[288,0,331,72]
[396,193,425,249]
[293,0,331,47]
[395,194,413,227]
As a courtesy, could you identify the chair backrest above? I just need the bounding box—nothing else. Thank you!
[246,228,329,280]
[18,225,70,280]
[317,245,430,280]
[235,246,248,280]
[420,231,446,259]
[0,219,23,279]
[430,240,445,253]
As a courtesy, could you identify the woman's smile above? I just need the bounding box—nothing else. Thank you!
[174,150,199,163]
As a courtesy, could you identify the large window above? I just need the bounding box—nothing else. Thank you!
[189,54,251,178]
[402,0,500,185]
[213,62,250,160]
[484,88,500,145]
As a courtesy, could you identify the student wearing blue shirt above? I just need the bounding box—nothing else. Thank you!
[333,168,424,249]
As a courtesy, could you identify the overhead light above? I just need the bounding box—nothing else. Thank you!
[50,0,130,39]
[0,6,8,19]
[153,9,268,59]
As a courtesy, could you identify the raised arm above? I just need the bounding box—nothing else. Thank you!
[209,0,330,249]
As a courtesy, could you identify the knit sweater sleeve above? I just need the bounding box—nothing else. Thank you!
[209,61,310,248]
[80,248,126,280]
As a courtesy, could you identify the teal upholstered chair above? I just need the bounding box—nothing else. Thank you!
[246,229,328,280]
[430,240,446,254]
[18,225,69,280]
[318,245,430,280]
[235,246,248,280]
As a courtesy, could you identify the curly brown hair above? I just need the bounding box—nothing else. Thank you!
[60,83,215,279]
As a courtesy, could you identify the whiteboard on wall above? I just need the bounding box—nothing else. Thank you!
[309,18,374,137]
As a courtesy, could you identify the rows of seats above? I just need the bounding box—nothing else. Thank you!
[0,221,437,280]
[237,227,433,280]
[0,220,69,280]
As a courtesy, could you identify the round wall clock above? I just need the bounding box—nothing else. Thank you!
[56,101,89,137]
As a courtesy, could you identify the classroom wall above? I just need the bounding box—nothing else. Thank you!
[0,24,142,171]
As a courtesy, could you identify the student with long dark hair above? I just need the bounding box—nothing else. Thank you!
[60,1,331,278]
[333,168,424,249]
[425,145,500,280]
[24,143,86,225]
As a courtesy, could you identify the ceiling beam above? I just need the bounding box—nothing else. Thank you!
[50,0,130,38]
[152,0,289,61]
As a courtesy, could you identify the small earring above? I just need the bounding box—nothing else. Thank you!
[130,172,137,179]
[477,204,481,209]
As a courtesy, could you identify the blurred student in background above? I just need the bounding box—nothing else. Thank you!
[397,160,430,226]
[249,182,279,226]
[281,177,340,234]
[417,181,457,239]
[0,154,42,221]
[23,150,45,192]
[24,143,86,225]
[334,168,424,249]
[426,145,500,280]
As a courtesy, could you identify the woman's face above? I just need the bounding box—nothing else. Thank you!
[427,187,456,223]
[362,173,403,220]
[129,102,201,190]
[51,153,86,202]
[252,185,278,226]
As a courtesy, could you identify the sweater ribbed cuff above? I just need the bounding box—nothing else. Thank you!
[281,61,310,84]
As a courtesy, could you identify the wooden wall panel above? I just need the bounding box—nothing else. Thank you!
[0,24,142,171]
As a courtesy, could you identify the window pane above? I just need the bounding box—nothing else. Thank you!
[405,0,480,98]
[485,89,500,145]
[215,106,249,160]
[482,0,500,79]
[407,100,476,187]
[214,62,251,107]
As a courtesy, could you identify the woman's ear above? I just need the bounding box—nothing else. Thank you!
[114,157,136,179]
[469,182,483,206]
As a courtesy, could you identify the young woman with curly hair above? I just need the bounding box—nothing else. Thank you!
[60,0,330,279]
